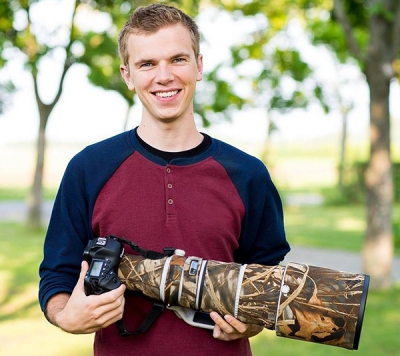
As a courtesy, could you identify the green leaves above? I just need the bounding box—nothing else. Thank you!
[370,1,396,22]
[0,0,334,126]
[0,80,16,115]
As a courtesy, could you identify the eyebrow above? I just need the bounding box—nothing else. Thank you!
[171,52,191,59]
[133,52,192,67]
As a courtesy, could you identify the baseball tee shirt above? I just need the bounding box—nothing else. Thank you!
[39,128,290,356]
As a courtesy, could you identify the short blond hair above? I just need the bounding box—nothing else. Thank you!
[118,4,200,68]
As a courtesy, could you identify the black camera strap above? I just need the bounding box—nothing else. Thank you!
[112,235,175,260]
[116,301,166,337]
[110,235,175,337]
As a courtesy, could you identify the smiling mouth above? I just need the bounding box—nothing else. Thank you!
[154,90,180,98]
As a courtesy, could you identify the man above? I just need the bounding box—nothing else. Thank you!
[39,4,290,356]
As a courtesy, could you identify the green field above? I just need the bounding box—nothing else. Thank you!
[0,223,94,356]
[285,205,400,254]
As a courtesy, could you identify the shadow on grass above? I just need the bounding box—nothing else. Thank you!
[0,222,45,321]
[0,299,40,322]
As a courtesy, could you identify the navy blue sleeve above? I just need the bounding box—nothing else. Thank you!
[38,131,134,312]
[236,165,290,265]
[214,140,290,266]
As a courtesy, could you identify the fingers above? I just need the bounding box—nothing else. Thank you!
[89,285,126,318]
[211,312,237,341]
[77,289,126,333]
[210,312,258,341]
[102,283,126,301]
[223,315,247,333]
[97,293,126,327]
[59,265,126,334]
[64,287,126,334]
[211,312,234,332]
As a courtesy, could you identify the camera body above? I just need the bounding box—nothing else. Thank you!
[83,237,124,295]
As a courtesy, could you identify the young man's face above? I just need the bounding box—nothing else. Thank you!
[120,24,203,124]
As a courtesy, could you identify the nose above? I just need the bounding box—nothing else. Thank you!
[155,63,174,85]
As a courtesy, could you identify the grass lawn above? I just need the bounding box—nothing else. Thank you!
[284,204,400,255]
[0,220,399,356]
[0,223,93,356]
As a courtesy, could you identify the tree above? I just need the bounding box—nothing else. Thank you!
[78,30,136,130]
[305,0,400,289]
[194,3,330,163]
[1,0,78,228]
[0,81,16,114]
[0,0,152,228]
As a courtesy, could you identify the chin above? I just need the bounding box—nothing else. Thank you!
[154,111,186,123]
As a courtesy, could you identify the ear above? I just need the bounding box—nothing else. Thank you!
[120,65,135,90]
[196,54,203,82]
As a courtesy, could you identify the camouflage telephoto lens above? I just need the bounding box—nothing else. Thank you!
[118,250,369,350]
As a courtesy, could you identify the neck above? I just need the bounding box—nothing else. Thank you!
[137,120,202,152]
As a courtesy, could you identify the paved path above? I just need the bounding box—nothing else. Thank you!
[1,201,399,283]
[0,200,54,224]
[283,244,400,284]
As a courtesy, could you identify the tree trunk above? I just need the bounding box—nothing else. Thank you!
[338,108,348,188]
[363,5,395,289]
[363,81,393,289]
[123,104,133,131]
[261,110,274,165]
[27,105,51,229]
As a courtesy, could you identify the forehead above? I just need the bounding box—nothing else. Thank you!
[127,24,195,61]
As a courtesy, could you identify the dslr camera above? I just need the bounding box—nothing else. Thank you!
[83,236,124,295]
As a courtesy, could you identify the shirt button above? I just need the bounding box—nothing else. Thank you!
[168,199,173,205]
[166,168,171,173]
[167,183,173,189]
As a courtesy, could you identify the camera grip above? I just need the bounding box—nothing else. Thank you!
[83,237,124,295]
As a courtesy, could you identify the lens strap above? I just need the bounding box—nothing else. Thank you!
[111,235,175,259]
[116,301,165,337]
[107,236,174,337]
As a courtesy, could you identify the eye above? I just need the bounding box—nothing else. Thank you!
[141,62,153,68]
[173,57,186,63]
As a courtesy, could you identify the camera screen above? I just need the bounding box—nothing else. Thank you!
[90,260,104,277]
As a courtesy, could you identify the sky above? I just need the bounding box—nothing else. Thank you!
[0,2,399,150]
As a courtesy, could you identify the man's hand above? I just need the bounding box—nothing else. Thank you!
[46,261,126,334]
[210,312,263,341]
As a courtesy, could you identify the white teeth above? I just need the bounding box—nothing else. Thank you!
[155,90,178,98]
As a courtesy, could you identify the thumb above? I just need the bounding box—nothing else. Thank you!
[76,261,89,294]
[81,260,89,273]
